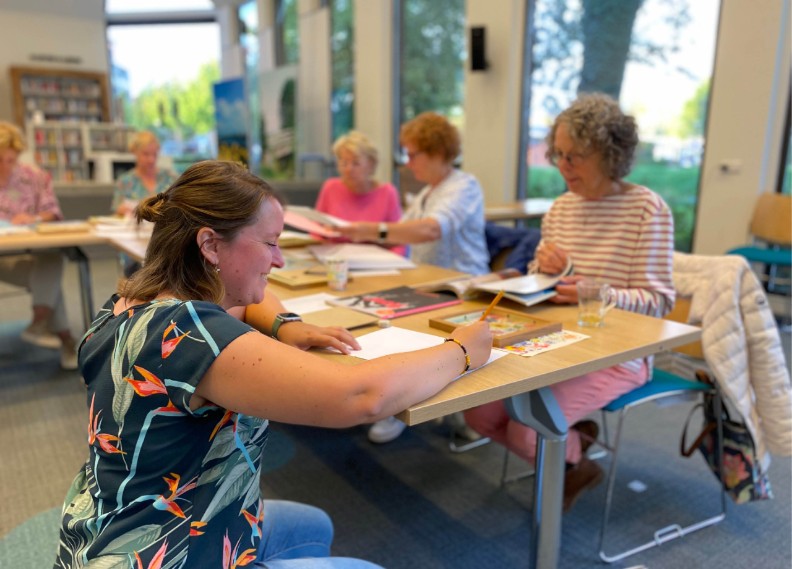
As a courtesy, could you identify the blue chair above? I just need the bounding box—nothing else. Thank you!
[727,192,791,297]
[596,367,727,563]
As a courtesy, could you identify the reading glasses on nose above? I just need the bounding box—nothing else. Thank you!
[549,150,590,167]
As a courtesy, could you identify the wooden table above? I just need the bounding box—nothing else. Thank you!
[269,275,700,569]
[0,229,107,330]
[485,198,554,223]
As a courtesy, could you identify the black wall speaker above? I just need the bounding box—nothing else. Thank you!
[470,26,488,71]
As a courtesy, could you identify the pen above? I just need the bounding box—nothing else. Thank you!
[479,290,504,321]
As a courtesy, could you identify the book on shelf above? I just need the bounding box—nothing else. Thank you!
[327,285,462,319]
[416,259,573,308]
[309,243,416,270]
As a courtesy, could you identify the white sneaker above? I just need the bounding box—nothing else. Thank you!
[60,344,78,371]
[21,322,61,349]
[368,416,406,443]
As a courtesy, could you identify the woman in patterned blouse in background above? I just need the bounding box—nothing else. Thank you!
[0,121,77,369]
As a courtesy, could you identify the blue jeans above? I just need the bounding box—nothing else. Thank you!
[255,500,382,569]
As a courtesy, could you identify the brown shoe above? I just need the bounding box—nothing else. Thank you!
[563,456,604,513]
[573,420,599,455]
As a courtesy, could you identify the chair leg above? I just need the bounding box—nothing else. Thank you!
[500,447,535,486]
[597,399,727,564]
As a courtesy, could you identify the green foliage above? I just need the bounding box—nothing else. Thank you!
[126,62,220,137]
[527,163,700,252]
[331,0,354,140]
[677,80,710,138]
[400,0,465,120]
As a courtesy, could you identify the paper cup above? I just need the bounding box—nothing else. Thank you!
[326,257,349,291]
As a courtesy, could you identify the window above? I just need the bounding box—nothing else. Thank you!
[106,22,220,171]
[275,0,300,66]
[399,0,465,125]
[330,0,354,142]
[522,0,721,252]
[239,0,261,170]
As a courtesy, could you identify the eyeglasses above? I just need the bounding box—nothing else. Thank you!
[402,149,424,163]
[548,150,591,168]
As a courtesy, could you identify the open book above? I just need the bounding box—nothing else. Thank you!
[416,260,573,308]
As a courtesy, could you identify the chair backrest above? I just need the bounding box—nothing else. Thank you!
[750,193,792,246]
[663,296,704,359]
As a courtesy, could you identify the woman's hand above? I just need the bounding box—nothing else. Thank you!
[550,275,585,304]
[536,241,569,275]
[334,222,376,242]
[11,212,39,225]
[450,320,492,369]
[276,321,361,354]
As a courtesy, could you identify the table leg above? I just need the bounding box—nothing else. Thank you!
[505,387,568,569]
[64,247,94,331]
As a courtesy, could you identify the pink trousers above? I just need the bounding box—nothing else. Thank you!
[464,361,648,465]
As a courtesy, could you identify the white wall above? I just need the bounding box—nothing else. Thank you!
[462,0,526,205]
[0,5,108,124]
[693,0,791,254]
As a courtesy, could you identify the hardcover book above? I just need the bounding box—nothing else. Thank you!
[327,286,462,319]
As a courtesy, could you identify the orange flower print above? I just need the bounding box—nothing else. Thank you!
[87,394,125,455]
[222,532,257,569]
[126,366,167,397]
[134,539,168,569]
[162,320,191,359]
[152,473,197,519]
[190,520,208,536]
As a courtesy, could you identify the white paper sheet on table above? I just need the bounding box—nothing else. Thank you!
[349,326,506,377]
[282,293,338,314]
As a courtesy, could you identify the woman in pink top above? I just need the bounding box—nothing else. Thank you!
[316,131,404,254]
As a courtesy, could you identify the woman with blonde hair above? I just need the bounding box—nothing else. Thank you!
[111,130,178,217]
[316,130,402,225]
[0,121,77,369]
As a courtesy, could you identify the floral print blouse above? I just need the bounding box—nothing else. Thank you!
[54,296,266,568]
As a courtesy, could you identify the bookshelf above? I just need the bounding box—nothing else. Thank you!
[28,122,87,182]
[27,122,138,182]
[10,66,110,127]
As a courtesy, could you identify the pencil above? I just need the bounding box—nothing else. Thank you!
[479,290,505,321]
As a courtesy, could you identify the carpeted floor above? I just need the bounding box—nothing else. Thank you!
[1,251,790,569]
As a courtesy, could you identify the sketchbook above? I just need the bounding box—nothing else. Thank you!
[327,285,462,319]
[471,259,574,307]
[286,205,350,227]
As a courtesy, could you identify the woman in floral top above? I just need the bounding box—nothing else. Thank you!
[54,160,492,568]
[111,130,178,217]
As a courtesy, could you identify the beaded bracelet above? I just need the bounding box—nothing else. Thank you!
[444,337,471,373]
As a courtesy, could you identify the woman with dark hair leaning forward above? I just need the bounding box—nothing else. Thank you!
[54,160,491,568]
[464,93,675,512]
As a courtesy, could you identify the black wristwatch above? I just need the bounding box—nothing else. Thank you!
[271,312,302,340]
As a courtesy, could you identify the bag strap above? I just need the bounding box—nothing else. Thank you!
[680,401,717,457]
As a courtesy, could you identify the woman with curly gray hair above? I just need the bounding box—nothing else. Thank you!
[464,93,675,512]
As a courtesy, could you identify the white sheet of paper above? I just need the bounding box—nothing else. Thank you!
[282,292,338,314]
[349,326,507,376]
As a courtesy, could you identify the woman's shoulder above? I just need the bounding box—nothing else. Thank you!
[14,162,48,185]
[623,184,670,211]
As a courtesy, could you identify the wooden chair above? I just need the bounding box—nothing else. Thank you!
[727,192,792,296]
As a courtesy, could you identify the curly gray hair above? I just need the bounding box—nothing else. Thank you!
[545,93,638,180]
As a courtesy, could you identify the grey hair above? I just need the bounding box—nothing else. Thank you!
[545,93,639,180]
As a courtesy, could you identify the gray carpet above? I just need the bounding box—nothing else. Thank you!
[1,252,790,569]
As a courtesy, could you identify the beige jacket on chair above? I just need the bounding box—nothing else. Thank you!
[672,252,792,471]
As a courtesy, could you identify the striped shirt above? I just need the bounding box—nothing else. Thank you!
[541,186,675,371]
